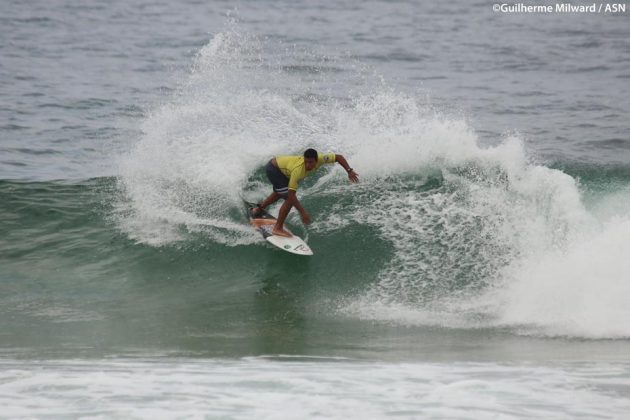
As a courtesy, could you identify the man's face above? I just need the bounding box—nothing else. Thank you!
[304,157,317,171]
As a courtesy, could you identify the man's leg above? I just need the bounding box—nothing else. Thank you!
[272,199,293,237]
[255,191,281,212]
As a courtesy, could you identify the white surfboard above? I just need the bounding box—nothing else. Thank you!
[245,201,313,256]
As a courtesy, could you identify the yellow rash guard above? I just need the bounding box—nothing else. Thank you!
[275,153,336,191]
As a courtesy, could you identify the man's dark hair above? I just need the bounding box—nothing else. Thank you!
[304,148,318,160]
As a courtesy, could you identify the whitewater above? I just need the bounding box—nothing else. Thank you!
[117,28,630,340]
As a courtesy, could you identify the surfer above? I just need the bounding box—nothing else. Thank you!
[251,148,359,237]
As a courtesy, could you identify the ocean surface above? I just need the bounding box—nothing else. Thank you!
[2,0,630,418]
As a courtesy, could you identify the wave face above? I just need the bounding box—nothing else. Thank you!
[2,30,630,358]
[113,30,630,340]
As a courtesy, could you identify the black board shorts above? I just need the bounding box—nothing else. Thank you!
[265,160,289,197]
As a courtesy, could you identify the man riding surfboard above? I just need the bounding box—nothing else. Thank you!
[251,148,359,237]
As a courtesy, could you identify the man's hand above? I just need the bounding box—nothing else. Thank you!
[300,210,311,225]
[335,155,359,183]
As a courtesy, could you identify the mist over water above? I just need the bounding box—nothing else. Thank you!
[114,27,630,340]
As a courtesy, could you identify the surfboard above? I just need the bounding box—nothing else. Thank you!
[244,201,313,256]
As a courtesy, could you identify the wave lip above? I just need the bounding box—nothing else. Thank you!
[336,99,630,339]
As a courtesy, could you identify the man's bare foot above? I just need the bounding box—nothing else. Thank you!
[272,226,292,237]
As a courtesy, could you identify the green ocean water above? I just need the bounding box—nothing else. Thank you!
[2,161,630,361]
[0,176,388,357]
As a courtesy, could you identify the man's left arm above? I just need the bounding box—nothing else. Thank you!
[334,154,359,183]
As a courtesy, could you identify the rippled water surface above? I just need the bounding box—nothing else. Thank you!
[2,0,630,417]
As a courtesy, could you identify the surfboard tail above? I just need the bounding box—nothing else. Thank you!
[244,200,313,255]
